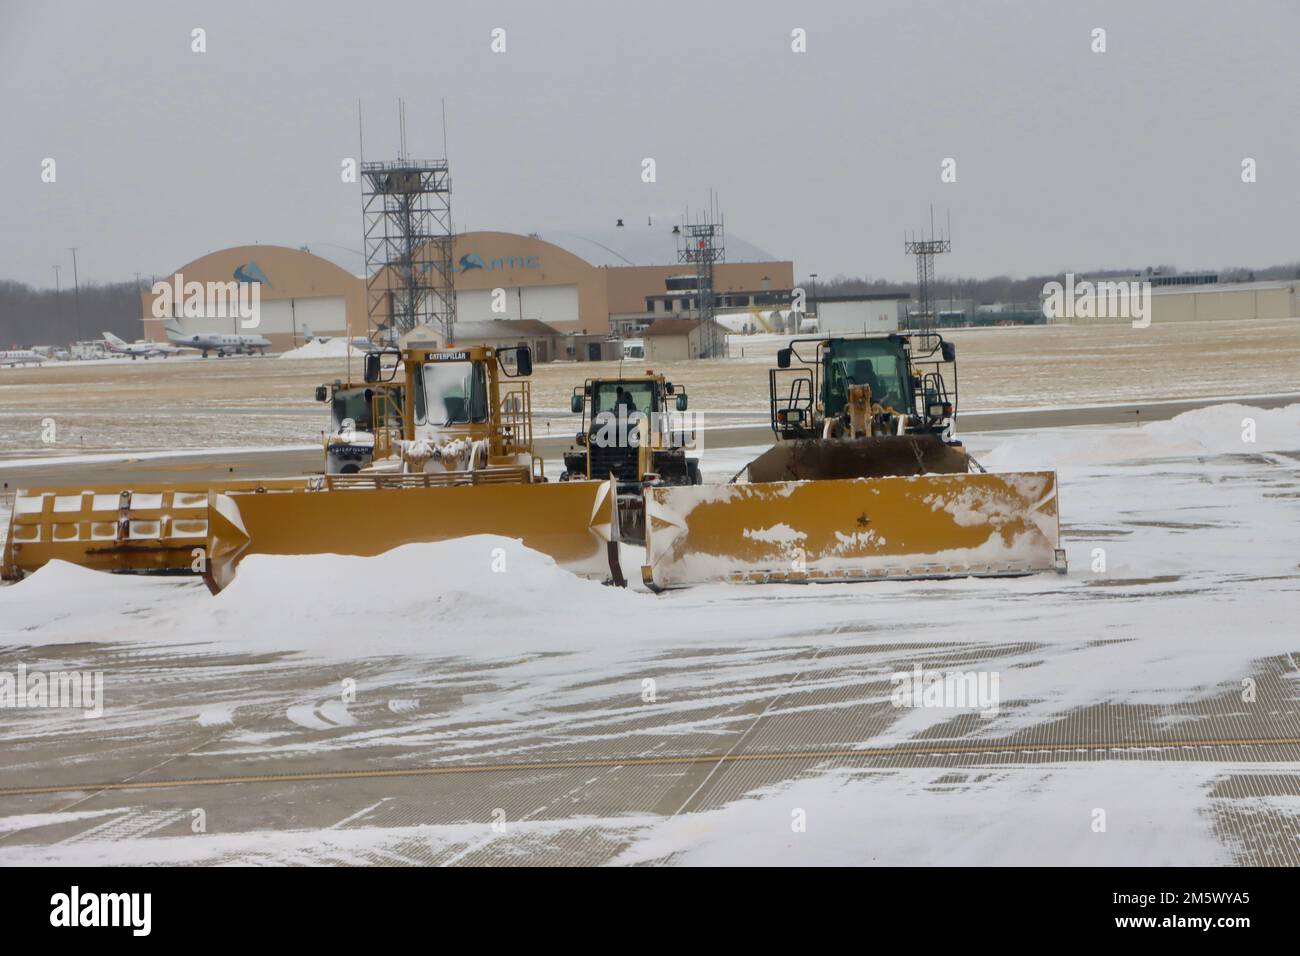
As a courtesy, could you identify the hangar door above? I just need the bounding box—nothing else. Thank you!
[289,296,348,339]
[456,285,578,325]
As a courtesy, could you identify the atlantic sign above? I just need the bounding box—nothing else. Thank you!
[455,253,540,273]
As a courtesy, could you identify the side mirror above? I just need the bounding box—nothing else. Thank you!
[941,341,956,362]
[777,348,792,369]
[363,352,380,383]
[675,394,688,412]
[516,347,533,377]
[314,385,328,402]
[570,394,584,413]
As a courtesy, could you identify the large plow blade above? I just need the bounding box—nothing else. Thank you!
[744,435,969,482]
[2,480,304,581]
[641,471,1064,590]
[204,477,622,592]
[5,477,622,592]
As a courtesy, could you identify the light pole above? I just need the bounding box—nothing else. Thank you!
[68,247,82,343]
[52,265,62,340]
[809,273,818,331]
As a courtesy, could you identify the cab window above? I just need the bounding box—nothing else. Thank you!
[417,361,487,426]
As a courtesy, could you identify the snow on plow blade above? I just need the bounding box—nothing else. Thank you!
[641,471,1064,590]
[204,477,622,592]
[4,477,622,592]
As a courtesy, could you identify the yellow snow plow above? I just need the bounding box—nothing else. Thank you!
[640,333,1065,589]
[642,471,1062,588]
[2,333,1063,595]
[3,343,625,591]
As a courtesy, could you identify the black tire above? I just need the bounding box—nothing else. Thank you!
[687,459,702,485]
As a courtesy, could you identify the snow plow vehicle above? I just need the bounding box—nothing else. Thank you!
[314,378,405,475]
[638,332,1066,589]
[2,343,625,592]
[560,371,701,541]
[3,333,1063,595]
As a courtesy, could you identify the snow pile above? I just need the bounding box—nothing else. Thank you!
[1143,401,1300,454]
[278,338,355,360]
[980,402,1299,471]
[184,535,641,658]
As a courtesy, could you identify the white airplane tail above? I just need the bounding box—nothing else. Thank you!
[102,331,127,347]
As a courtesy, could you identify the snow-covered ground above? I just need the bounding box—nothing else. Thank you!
[0,403,1297,865]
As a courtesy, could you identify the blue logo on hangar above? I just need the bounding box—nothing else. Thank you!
[233,261,272,286]
[455,253,539,273]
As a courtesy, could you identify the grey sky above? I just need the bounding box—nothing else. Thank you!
[3,0,1297,288]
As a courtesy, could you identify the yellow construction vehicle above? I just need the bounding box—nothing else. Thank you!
[314,379,404,474]
[748,332,969,480]
[4,333,1062,596]
[639,332,1066,589]
[559,371,700,541]
[3,342,625,591]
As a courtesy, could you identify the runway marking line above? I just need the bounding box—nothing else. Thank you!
[2,735,1299,798]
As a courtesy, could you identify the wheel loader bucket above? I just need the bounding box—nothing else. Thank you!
[204,477,623,592]
[641,471,1064,590]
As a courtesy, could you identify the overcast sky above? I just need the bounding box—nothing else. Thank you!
[3,0,1298,287]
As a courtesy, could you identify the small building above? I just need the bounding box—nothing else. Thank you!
[451,319,562,363]
[448,319,621,363]
[555,333,622,362]
[641,318,723,362]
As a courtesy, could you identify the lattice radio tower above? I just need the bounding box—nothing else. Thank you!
[677,195,726,359]
[904,207,951,335]
[361,99,456,343]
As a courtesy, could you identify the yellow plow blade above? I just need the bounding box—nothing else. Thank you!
[4,477,622,592]
[2,480,304,581]
[641,472,1064,590]
[204,477,622,592]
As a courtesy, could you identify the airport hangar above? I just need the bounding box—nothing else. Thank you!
[140,225,794,359]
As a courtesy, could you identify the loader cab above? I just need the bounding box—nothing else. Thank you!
[770,333,958,440]
[561,374,699,489]
[398,344,535,467]
[820,337,914,418]
[314,380,406,474]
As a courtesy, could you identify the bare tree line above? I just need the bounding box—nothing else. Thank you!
[0,280,144,348]
[807,262,1300,305]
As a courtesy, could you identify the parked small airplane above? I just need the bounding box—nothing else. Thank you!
[0,349,47,367]
[102,331,181,359]
[302,324,398,351]
[163,319,271,357]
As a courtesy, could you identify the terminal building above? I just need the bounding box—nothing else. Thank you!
[1044,275,1300,325]
[140,223,793,357]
